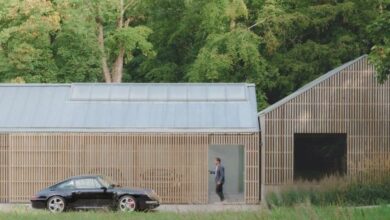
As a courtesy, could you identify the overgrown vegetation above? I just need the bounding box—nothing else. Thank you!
[267,176,390,207]
[0,0,389,108]
[1,206,390,220]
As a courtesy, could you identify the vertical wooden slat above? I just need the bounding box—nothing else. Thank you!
[262,56,390,192]
[0,134,9,202]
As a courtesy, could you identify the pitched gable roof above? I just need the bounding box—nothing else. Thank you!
[258,55,368,116]
[0,83,259,132]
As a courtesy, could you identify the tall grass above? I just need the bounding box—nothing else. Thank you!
[267,175,390,207]
[267,156,390,207]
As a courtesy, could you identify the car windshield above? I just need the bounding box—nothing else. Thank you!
[98,176,117,188]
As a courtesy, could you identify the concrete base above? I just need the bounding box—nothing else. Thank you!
[156,204,260,213]
[208,193,245,204]
[0,203,261,213]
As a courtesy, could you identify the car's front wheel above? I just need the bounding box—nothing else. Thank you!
[118,195,137,212]
[47,196,66,213]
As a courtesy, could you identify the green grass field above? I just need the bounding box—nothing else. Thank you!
[1,205,389,220]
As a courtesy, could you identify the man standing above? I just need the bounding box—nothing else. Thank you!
[210,157,225,202]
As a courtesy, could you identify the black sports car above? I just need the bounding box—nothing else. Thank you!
[30,175,160,213]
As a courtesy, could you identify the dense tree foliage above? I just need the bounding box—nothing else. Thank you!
[0,0,388,108]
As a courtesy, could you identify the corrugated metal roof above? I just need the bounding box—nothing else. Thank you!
[258,55,368,116]
[0,83,259,132]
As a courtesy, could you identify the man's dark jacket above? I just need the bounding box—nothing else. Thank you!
[215,165,225,184]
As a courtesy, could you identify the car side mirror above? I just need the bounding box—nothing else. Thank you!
[101,186,107,192]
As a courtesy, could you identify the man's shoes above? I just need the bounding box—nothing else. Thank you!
[214,200,227,205]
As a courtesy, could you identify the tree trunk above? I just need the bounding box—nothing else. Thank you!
[97,0,134,83]
[230,19,236,30]
[111,47,125,83]
[119,0,124,28]
[110,0,126,83]
[97,22,112,83]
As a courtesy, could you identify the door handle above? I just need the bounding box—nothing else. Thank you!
[74,191,82,195]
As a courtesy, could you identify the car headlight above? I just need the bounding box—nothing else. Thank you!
[31,194,45,200]
[146,190,160,201]
[31,195,39,200]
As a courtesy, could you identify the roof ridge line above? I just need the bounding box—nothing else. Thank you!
[0,82,256,87]
[0,84,71,87]
[258,55,368,116]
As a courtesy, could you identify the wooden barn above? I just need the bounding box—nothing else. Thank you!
[0,55,388,205]
[258,55,390,198]
[0,83,260,204]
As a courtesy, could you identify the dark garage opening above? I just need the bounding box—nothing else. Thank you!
[294,133,347,181]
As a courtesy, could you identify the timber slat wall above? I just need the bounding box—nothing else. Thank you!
[261,56,390,185]
[0,133,259,204]
[0,134,8,202]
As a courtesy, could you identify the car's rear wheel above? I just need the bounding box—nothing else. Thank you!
[118,195,137,212]
[47,196,66,213]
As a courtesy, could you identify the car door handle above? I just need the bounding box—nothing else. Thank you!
[74,191,82,195]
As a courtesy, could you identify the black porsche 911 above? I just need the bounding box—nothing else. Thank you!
[30,175,160,213]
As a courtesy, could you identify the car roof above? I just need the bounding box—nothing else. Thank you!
[67,175,102,180]
[48,175,104,188]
